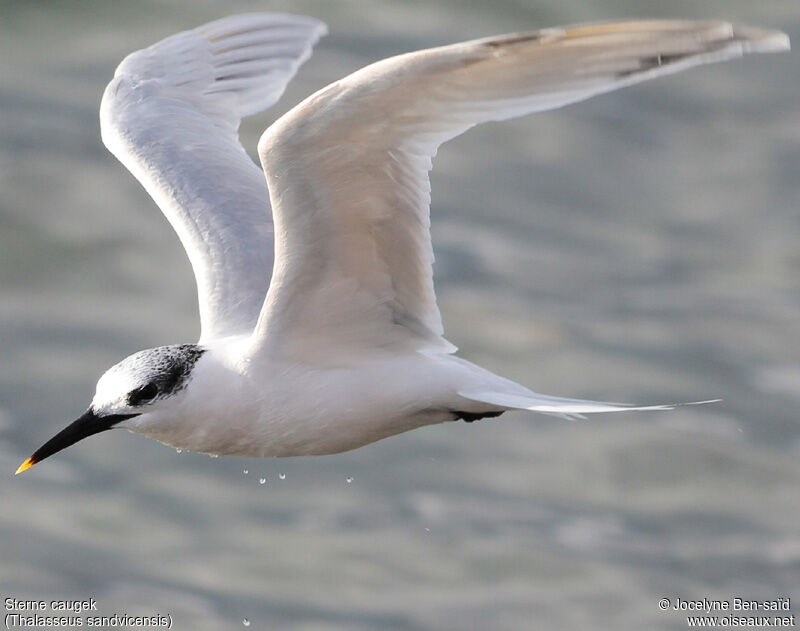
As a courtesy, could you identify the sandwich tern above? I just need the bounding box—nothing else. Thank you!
[16,14,788,473]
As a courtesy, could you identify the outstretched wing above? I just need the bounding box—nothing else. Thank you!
[100,13,327,342]
[254,21,787,361]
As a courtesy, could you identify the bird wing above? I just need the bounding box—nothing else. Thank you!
[253,20,787,361]
[100,13,327,342]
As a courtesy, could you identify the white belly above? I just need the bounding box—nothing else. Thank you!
[127,350,497,457]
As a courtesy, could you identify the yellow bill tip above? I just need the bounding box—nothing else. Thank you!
[15,457,35,475]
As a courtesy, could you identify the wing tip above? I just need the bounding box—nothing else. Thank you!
[734,25,790,54]
[471,20,790,57]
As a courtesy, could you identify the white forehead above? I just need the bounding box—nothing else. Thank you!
[95,363,135,395]
[92,359,145,414]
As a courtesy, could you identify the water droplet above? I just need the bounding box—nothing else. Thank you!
[242,619,250,627]
[346,476,353,484]
[242,469,249,476]
[175,448,182,454]
[424,527,431,532]
[259,478,266,485]
[278,473,286,480]
[210,454,218,458]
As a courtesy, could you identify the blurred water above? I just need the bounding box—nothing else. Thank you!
[1,1,798,629]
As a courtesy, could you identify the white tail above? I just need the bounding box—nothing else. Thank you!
[458,389,721,421]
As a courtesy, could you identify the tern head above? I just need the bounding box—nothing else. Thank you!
[16,344,206,474]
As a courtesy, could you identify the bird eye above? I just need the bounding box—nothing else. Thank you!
[129,382,159,405]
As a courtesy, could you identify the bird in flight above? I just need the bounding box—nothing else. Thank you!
[16,14,788,473]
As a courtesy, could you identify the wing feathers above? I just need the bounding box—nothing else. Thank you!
[254,20,787,360]
[115,13,326,127]
[101,14,326,342]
